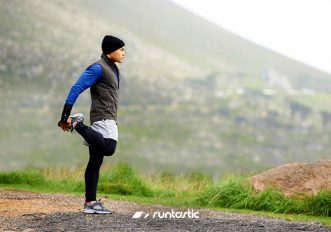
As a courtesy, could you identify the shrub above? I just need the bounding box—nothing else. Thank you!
[305,189,331,216]
[198,176,253,208]
[98,163,154,197]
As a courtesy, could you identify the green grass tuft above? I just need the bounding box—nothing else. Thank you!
[305,190,331,216]
[197,176,331,217]
[198,176,253,208]
[0,169,44,185]
[251,187,300,214]
[98,163,154,197]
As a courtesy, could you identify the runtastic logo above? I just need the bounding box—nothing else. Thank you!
[132,209,200,219]
[132,211,150,219]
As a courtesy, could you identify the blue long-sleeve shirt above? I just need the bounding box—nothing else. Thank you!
[65,63,103,105]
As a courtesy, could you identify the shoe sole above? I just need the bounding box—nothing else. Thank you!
[82,209,112,214]
[70,113,84,124]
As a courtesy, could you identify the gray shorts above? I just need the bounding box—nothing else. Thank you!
[83,119,118,146]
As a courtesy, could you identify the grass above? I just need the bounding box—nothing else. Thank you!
[0,163,331,225]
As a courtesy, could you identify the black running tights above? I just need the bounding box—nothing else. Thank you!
[75,123,117,202]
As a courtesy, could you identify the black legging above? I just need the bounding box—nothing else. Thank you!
[75,122,117,202]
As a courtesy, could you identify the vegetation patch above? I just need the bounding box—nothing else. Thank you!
[98,163,154,197]
[0,169,45,185]
[0,163,331,218]
[198,176,331,217]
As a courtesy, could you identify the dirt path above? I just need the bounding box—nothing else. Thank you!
[0,189,330,232]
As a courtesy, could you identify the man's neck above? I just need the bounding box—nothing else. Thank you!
[101,53,115,65]
[104,54,115,64]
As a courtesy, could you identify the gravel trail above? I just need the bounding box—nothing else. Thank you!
[0,189,330,232]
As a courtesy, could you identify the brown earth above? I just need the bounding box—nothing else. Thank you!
[0,189,330,232]
[250,160,331,196]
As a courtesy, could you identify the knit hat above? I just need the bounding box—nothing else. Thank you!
[102,35,125,54]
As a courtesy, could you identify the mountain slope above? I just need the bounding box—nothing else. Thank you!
[84,0,331,90]
[0,0,331,174]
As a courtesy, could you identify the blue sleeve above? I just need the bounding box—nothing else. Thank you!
[65,63,102,105]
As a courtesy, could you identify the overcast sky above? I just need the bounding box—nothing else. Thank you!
[170,0,331,74]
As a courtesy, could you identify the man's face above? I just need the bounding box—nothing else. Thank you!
[107,47,125,63]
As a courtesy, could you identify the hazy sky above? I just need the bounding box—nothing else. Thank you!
[170,0,331,74]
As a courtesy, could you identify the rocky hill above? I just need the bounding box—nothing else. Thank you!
[250,160,331,196]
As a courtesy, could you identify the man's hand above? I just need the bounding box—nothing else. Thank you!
[58,103,73,132]
[58,120,70,131]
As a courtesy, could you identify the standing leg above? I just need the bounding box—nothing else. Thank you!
[84,146,104,202]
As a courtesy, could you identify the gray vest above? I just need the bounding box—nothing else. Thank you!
[90,54,120,123]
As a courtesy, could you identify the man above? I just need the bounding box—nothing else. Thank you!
[58,35,125,214]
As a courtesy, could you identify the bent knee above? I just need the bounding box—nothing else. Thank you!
[103,138,117,156]
[104,147,116,156]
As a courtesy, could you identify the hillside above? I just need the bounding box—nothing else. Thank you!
[0,0,331,174]
[86,0,331,91]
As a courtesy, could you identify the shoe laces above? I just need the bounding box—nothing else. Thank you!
[95,199,107,210]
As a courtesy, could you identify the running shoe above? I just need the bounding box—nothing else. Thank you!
[82,200,112,214]
[69,113,84,132]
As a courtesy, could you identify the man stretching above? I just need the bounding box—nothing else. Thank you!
[58,35,125,214]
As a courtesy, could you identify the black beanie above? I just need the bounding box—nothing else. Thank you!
[102,35,125,54]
